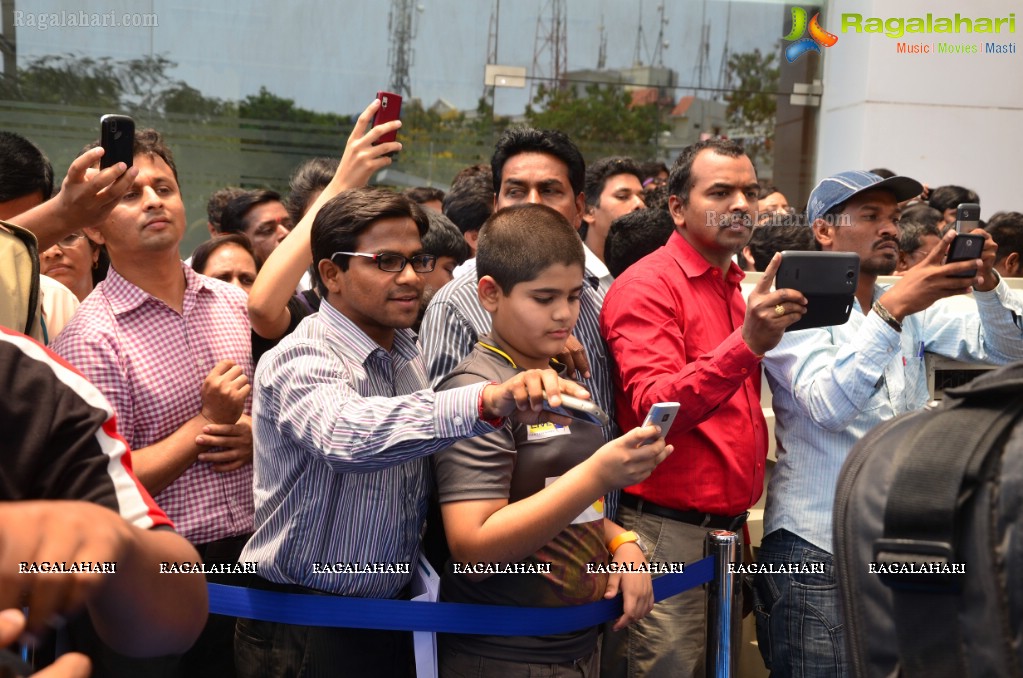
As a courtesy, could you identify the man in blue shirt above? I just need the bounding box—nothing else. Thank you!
[755,170,1023,677]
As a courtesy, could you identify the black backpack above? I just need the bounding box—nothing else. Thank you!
[834,361,1023,678]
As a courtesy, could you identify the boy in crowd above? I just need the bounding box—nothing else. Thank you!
[434,203,672,676]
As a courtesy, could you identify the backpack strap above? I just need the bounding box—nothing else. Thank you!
[877,376,1023,678]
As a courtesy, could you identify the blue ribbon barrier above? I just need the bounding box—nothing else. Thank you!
[209,555,715,636]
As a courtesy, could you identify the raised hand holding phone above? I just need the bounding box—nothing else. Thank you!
[945,203,982,278]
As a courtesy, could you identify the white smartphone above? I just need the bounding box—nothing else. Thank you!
[641,402,680,441]
[541,393,610,427]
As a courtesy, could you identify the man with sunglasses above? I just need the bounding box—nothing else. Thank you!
[236,186,590,677]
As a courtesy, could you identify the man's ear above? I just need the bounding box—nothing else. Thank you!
[667,194,685,229]
[463,229,479,255]
[477,275,502,313]
[812,218,834,249]
[573,192,587,229]
[1000,251,1019,277]
[581,203,596,226]
[207,222,218,238]
[317,258,343,295]
[83,225,105,245]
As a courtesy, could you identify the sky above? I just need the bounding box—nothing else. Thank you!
[13,0,785,116]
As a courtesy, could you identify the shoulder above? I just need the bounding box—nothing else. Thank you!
[437,347,504,392]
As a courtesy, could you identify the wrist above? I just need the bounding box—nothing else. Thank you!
[478,383,504,427]
[975,269,999,292]
[873,297,904,329]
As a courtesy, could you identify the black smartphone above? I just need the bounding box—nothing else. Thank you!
[775,251,860,331]
[100,114,135,169]
[370,91,402,149]
[541,393,609,427]
[946,203,982,278]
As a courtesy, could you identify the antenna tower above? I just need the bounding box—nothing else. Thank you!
[530,0,567,101]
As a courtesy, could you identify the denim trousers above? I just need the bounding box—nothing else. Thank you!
[752,529,848,678]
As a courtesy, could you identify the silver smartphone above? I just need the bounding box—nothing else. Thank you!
[541,393,609,427]
[641,402,680,442]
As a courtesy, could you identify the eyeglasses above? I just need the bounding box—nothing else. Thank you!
[56,233,87,249]
[331,251,437,273]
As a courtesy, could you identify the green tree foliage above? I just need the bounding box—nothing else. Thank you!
[525,83,663,154]
[724,49,779,165]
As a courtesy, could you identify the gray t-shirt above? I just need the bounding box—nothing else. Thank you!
[434,337,608,663]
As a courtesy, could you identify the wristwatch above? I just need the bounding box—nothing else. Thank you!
[608,530,650,558]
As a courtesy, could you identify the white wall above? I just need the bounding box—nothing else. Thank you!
[817,0,1023,214]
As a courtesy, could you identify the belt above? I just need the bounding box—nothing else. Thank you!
[620,493,748,532]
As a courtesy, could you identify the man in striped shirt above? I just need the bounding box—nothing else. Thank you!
[237,187,588,677]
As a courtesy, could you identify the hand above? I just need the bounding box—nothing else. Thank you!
[878,229,978,319]
[56,147,138,230]
[590,426,673,491]
[969,227,999,292]
[196,415,253,472]
[0,609,91,677]
[0,502,133,636]
[480,369,591,425]
[742,253,808,355]
[604,542,654,632]
[329,99,402,193]
[200,360,250,425]
[555,334,591,380]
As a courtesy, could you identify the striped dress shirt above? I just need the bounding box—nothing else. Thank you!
[241,300,497,598]
[763,280,1023,553]
[52,264,254,544]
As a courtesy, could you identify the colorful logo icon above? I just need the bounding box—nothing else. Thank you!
[784,7,839,62]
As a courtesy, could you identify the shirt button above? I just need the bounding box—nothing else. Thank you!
[453,416,464,427]
[741,368,748,374]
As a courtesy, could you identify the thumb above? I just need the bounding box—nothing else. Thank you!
[604,571,621,598]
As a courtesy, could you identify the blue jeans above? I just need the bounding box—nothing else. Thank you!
[752,530,848,678]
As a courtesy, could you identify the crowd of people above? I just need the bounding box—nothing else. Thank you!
[1,95,1022,678]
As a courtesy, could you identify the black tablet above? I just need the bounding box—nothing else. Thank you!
[775,251,860,331]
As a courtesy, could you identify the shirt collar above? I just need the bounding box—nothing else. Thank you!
[102,262,212,315]
[665,230,746,286]
[318,298,419,364]
[583,243,610,280]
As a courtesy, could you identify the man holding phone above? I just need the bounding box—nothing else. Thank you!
[599,138,805,678]
[756,170,1023,678]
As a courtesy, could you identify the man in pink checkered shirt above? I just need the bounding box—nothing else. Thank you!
[52,128,253,677]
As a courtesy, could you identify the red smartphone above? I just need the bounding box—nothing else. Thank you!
[370,91,402,146]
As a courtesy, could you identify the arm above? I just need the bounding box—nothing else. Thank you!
[11,148,137,251]
[0,501,207,657]
[439,427,670,580]
[602,519,653,631]
[263,343,587,471]
[248,99,402,339]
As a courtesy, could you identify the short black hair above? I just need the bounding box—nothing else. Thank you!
[667,138,751,206]
[311,187,428,295]
[443,165,494,236]
[403,186,445,206]
[190,233,261,276]
[985,211,1023,267]
[206,187,247,230]
[584,156,642,207]
[604,208,674,278]
[746,223,815,272]
[83,128,179,185]
[0,131,54,202]
[422,210,470,264]
[492,127,585,197]
[286,157,339,224]
[219,189,285,235]
[476,203,584,293]
[929,185,980,213]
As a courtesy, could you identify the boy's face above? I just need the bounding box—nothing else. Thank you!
[480,262,584,370]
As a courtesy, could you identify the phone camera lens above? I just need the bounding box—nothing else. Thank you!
[846,271,855,279]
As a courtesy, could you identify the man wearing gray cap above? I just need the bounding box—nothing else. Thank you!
[753,170,1023,677]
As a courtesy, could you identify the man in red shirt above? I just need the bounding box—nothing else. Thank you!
[599,139,805,677]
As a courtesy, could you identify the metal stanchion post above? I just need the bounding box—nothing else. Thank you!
[706,529,739,678]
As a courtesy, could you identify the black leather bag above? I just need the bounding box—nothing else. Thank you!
[834,362,1023,678]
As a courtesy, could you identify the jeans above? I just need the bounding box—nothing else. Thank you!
[752,529,848,678]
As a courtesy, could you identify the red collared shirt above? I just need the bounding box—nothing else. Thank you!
[599,231,767,515]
